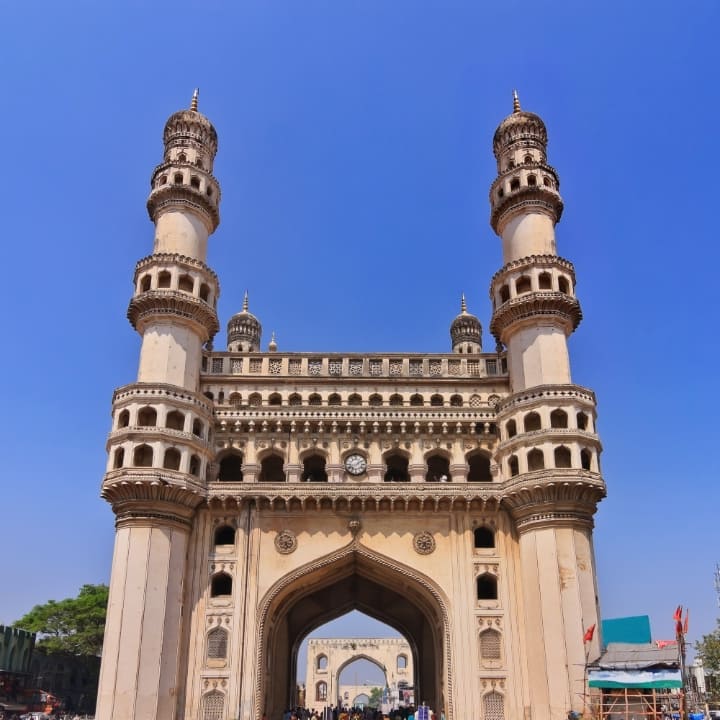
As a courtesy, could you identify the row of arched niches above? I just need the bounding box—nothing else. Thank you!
[105,384,600,484]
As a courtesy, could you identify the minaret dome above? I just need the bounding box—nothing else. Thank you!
[227,292,263,352]
[450,294,482,353]
[489,91,563,251]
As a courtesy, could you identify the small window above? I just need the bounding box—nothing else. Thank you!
[189,454,201,477]
[581,449,592,471]
[410,394,423,407]
[523,412,541,432]
[550,409,568,428]
[467,453,492,483]
[505,419,517,438]
[543,176,551,187]
[486,359,497,375]
[268,393,282,406]
[554,446,572,468]
[117,409,130,428]
[527,448,545,471]
[113,447,125,469]
[527,174,537,187]
[214,525,235,547]
[508,455,519,477]
[384,454,409,483]
[538,272,552,290]
[317,654,328,670]
[199,283,210,302]
[497,188,504,199]
[577,412,589,431]
[178,152,187,163]
[558,276,570,294]
[515,276,531,295]
[259,454,285,483]
[302,454,328,483]
[499,285,510,303]
[158,175,167,186]
[316,682,327,702]
[166,410,185,431]
[477,573,498,600]
[510,178,520,191]
[389,394,403,407]
[173,172,183,184]
[158,271,171,288]
[207,627,228,660]
[210,572,232,597]
[219,453,243,482]
[190,175,200,189]
[426,454,451,483]
[474,526,495,549]
[347,393,362,406]
[289,393,302,406]
[140,275,151,292]
[369,394,383,406]
[524,154,533,164]
[229,392,242,408]
[450,394,462,407]
[248,393,261,406]
[328,393,341,405]
[308,394,321,406]
[178,274,194,293]
[133,444,153,467]
[137,407,157,426]
[397,654,408,670]
[430,394,443,407]
[163,448,181,471]
[480,629,502,660]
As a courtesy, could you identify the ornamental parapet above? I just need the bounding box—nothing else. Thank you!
[489,291,581,343]
[497,428,602,454]
[202,353,508,381]
[134,252,220,287]
[490,254,576,288]
[490,185,563,234]
[147,183,220,232]
[112,382,214,415]
[127,288,219,339]
[496,384,596,415]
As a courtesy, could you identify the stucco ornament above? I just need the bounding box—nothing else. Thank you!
[274,530,298,554]
[413,531,436,555]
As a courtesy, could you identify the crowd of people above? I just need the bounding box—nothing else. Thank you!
[282,703,441,720]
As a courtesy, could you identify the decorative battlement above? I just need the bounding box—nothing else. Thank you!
[128,288,220,339]
[147,180,220,232]
[202,353,508,381]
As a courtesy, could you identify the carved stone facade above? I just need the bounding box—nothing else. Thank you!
[305,638,413,708]
[96,91,606,720]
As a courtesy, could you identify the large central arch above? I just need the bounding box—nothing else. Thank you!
[256,542,452,720]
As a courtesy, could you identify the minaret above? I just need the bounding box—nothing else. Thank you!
[489,94,605,720]
[449,294,482,353]
[97,92,221,720]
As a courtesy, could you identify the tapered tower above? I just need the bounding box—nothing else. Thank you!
[97,91,221,720]
[489,93,605,720]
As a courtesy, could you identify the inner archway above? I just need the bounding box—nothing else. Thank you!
[257,544,450,720]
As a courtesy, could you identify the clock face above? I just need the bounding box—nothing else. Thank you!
[344,453,367,476]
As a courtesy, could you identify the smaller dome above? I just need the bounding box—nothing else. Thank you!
[493,91,547,156]
[450,295,482,352]
[268,332,278,352]
[227,292,262,352]
[163,89,218,155]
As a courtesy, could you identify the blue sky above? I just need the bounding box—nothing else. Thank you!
[1,0,718,670]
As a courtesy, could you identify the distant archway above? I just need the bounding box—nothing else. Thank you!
[256,543,451,720]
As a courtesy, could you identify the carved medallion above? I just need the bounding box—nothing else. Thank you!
[413,531,435,555]
[274,530,298,554]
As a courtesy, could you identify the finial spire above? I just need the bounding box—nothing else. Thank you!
[512,89,521,113]
[190,88,199,112]
[461,293,467,314]
[242,290,249,312]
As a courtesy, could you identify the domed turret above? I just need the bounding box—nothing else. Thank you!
[268,332,278,352]
[450,294,482,353]
[147,89,221,242]
[489,91,563,240]
[227,292,262,352]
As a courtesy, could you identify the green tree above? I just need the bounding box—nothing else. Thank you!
[13,584,109,656]
[696,619,720,702]
[368,687,383,708]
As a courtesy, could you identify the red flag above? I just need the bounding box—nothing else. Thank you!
[583,624,596,643]
[673,605,683,622]
[683,609,689,635]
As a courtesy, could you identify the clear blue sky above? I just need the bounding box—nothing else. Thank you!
[1,0,718,664]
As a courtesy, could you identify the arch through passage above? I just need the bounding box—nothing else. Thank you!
[256,543,452,720]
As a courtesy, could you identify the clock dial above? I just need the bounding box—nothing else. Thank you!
[344,453,367,476]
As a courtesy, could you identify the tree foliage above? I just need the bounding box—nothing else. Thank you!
[13,584,109,656]
[368,687,383,707]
